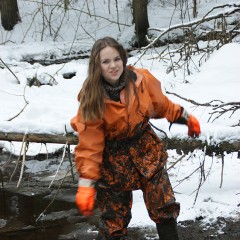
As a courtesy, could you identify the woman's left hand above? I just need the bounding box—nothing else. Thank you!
[187,115,201,137]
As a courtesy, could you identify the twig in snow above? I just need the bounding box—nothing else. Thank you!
[167,154,186,171]
[7,86,29,122]
[220,152,224,188]
[173,153,201,189]
[7,102,29,121]
[0,58,20,84]
[193,150,207,205]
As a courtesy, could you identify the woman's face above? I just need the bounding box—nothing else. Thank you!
[100,46,124,86]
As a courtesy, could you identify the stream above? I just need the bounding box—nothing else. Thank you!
[0,149,240,240]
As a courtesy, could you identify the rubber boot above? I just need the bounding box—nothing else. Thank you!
[156,219,179,240]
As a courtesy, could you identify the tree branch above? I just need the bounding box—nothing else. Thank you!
[166,91,240,124]
[0,58,20,84]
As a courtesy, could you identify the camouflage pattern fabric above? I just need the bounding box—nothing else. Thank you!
[100,125,168,189]
[96,169,180,238]
[96,124,180,238]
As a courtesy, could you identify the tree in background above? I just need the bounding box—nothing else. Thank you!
[0,0,21,31]
[132,0,149,47]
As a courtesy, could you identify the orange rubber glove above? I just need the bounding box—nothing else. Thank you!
[76,178,96,216]
[187,114,201,138]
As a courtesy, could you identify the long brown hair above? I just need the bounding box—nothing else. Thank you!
[78,37,138,121]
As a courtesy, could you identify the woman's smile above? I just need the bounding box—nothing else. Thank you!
[100,46,124,86]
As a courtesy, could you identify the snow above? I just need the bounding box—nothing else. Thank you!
[131,151,240,227]
[173,43,240,103]
[0,0,239,230]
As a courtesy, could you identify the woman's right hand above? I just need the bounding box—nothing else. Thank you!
[76,178,96,216]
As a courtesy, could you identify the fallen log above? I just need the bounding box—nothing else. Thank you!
[0,131,239,155]
[0,131,78,145]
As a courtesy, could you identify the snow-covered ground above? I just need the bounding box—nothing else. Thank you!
[0,0,239,230]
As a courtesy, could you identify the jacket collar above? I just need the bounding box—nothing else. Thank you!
[105,66,143,112]
[120,66,143,111]
[127,65,143,87]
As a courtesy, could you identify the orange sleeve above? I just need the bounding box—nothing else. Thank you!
[70,110,104,180]
[141,69,182,122]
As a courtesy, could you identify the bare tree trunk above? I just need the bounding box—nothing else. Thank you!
[132,0,149,47]
[0,0,21,31]
[193,0,197,18]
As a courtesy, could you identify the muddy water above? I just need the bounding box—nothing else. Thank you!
[0,151,240,240]
[0,151,80,240]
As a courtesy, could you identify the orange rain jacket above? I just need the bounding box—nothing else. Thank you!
[70,66,182,181]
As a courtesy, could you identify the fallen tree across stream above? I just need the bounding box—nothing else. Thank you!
[0,131,239,155]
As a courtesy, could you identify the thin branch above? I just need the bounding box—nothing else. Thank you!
[70,7,131,27]
[167,154,186,171]
[115,0,120,32]
[219,152,224,188]
[193,151,207,205]
[48,141,68,188]
[10,133,27,181]
[7,102,29,121]
[173,164,202,189]
[17,141,28,188]
[36,165,75,223]
[166,91,223,107]
[166,91,240,123]
[0,58,20,84]
[134,3,240,67]
[7,85,29,121]
[67,143,75,182]
[147,4,240,48]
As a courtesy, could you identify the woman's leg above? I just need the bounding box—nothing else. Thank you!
[156,218,179,240]
[96,186,132,239]
[141,169,180,240]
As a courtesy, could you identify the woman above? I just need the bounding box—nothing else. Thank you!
[71,37,200,240]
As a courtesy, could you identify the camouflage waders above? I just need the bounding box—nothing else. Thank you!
[96,125,180,239]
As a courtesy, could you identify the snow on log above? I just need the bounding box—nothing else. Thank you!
[0,131,239,154]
